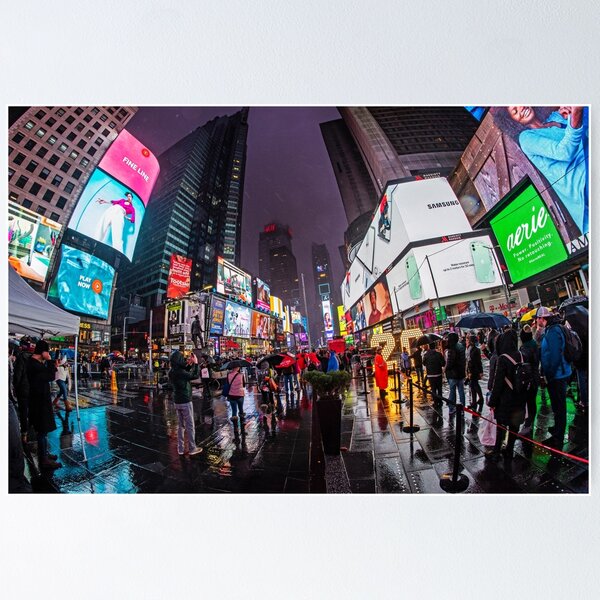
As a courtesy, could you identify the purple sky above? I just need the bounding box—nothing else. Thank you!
[127,107,346,339]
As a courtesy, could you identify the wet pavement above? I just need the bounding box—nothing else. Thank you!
[24,370,588,494]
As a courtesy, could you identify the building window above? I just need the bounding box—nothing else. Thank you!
[34,109,46,119]
[108,107,115,114]
[45,117,56,127]
[22,199,33,209]
[69,150,79,159]
[77,139,86,149]
[42,189,55,202]
[56,124,66,135]
[36,147,48,159]
[56,196,67,209]
[35,128,46,138]
[58,142,68,152]
[12,132,24,143]
[50,212,60,221]
[36,206,46,216]
[48,135,57,145]
[85,130,94,139]
[13,152,26,165]
[102,128,110,136]
[25,120,35,130]
[74,108,83,115]
[60,161,71,173]
[75,123,84,132]
[15,175,29,188]
[109,121,116,128]
[65,115,75,124]
[80,157,90,167]
[9,191,18,201]
[9,168,15,180]
[66,132,77,142]
[39,167,50,180]
[48,154,59,165]
[8,145,13,155]
[91,107,99,115]
[56,108,65,117]
[93,122,101,130]
[64,182,75,193]
[95,137,103,146]
[30,182,41,195]
[72,168,82,180]
[51,174,63,187]
[83,115,92,123]
[26,160,39,173]
[87,147,97,157]
[24,139,36,151]
[100,114,108,122]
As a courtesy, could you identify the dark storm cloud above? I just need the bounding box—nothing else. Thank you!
[127,106,347,339]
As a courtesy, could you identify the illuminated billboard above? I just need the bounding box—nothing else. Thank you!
[451,106,589,256]
[490,182,568,284]
[255,277,271,312]
[166,254,193,299]
[322,299,334,340]
[337,305,347,336]
[270,295,284,318]
[47,245,115,320]
[217,257,252,304]
[67,130,159,260]
[251,311,271,339]
[165,301,184,344]
[291,310,302,324]
[223,300,251,338]
[363,276,394,327]
[209,297,226,335]
[8,201,61,283]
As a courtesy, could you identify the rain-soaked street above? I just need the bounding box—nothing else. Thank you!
[28,370,588,494]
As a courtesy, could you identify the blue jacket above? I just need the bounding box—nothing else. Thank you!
[540,323,571,381]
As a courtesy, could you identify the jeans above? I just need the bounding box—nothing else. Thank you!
[175,402,197,453]
[447,378,465,411]
[55,379,68,403]
[228,395,244,418]
[577,369,588,406]
[283,374,294,395]
[414,366,424,384]
[293,373,300,391]
[547,377,568,442]
[427,376,443,403]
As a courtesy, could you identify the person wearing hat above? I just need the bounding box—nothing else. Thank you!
[537,307,571,447]
[26,340,61,470]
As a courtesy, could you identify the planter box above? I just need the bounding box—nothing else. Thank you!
[316,395,342,455]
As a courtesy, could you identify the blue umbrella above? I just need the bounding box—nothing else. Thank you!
[455,312,511,330]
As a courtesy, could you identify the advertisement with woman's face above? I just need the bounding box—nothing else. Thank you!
[364,277,394,327]
[67,168,145,260]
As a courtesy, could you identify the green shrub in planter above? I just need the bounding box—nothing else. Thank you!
[303,370,351,399]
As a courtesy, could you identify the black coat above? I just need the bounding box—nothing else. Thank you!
[422,349,445,377]
[169,352,199,404]
[466,345,483,378]
[445,334,466,380]
[26,357,57,434]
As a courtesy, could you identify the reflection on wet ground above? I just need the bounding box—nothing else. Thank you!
[25,371,588,494]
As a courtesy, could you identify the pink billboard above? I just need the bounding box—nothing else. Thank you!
[98,129,160,206]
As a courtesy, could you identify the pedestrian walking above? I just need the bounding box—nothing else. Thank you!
[225,365,246,425]
[445,332,466,417]
[400,348,411,377]
[327,351,340,373]
[168,351,203,457]
[258,362,278,432]
[538,307,572,448]
[486,330,527,460]
[423,343,445,405]
[519,325,540,435]
[374,347,388,399]
[466,335,484,413]
[411,347,425,386]
[52,356,73,412]
[26,340,61,470]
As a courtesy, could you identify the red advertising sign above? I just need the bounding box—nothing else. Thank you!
[166,254,192,299]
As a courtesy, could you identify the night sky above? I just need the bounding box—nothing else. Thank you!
[127,106,347,340]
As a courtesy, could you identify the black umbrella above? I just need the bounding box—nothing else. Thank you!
[559,295,588,312]
[260,354,288,367]
[221,359,253,369]
[411,333,443,348]
[456,312,510,330]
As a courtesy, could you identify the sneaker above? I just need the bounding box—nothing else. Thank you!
[178,450,185,456]
[189,447,203,457]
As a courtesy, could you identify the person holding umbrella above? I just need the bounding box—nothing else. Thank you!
[374,347,388,399]
[225,364,246,424]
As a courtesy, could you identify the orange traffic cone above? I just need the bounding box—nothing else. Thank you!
[110,369,118,391]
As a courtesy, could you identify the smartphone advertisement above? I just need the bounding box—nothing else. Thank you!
[47,245,115,320]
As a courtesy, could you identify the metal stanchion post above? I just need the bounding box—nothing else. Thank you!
[390,361,399,393]
[439,403,469,493]
[402,378,420,433]
[357,365,367,396]
[362,365,369,395]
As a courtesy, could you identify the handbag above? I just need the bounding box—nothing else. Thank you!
[478,408,497,446]
[222,372,239,397]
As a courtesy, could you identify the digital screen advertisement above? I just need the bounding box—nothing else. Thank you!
[322,299,334,339]
[166,254,193,299]
[270,295,284,317]
[344,310,354,334]
[363,276,394,327]
[165,300,184,344]
[209,297,226,335]
[251,311,271,339]
[337,305,347,336]
[255,277,271,311]
[47,245,115,320]
[223,300,251,338]
[217,257,253,304]
[490,183,568,284]
[184,298,206,347]
[8,201,61,284]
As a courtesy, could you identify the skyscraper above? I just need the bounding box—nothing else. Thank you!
[321,107,480,260]
[114,109,249,313]
[312,242,338,337]
[258,222,300,309]
[8,106,137,224]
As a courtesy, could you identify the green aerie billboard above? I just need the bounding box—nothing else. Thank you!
[490,182,568,284]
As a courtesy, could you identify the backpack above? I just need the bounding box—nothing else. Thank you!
[501,352,535,395]
[559,324,583,364]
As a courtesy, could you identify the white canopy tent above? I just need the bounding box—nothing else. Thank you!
[9,266,87,461]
